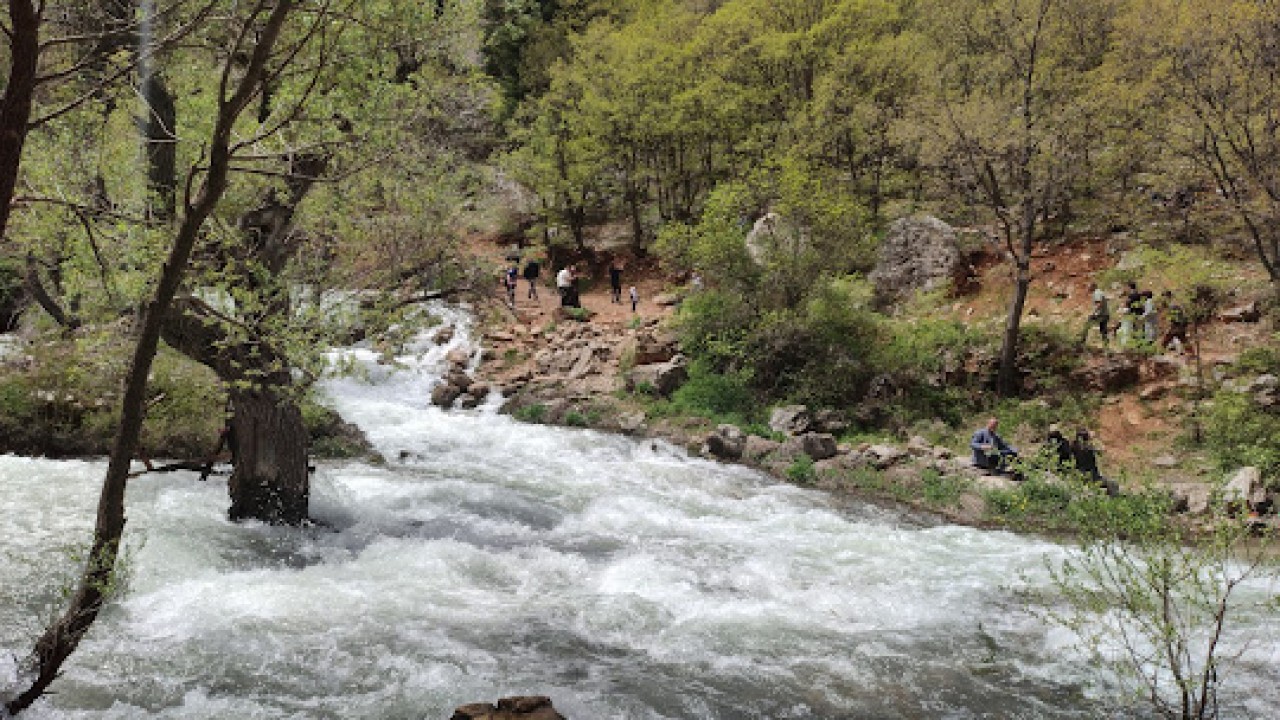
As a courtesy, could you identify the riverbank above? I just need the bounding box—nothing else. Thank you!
[454,248,1278,536]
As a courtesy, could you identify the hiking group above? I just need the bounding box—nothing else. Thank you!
[1084,280,1189,353]
[498,253,643,314]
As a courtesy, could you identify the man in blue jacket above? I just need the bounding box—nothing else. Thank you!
[971,417,1019,475]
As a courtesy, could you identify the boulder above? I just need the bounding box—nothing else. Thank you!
[451,696,565,720]
[1168,483,1211,515]
[869,215,966,307]
[704,424,748,460]
[617,411,646,434]
[446,370,473,391]
[1219,301,1261,323]
[866,444,909,469]
[633,332,679,365]
[1223,466,1268,513]
[769,405,812,436]
[742,435,782,464]
[1071,355,1141,392]
[625,356,689,397]
[457,392,483,410]
[446,346,471,368]
[431,382,462,408]
[810,408,849,434]
[434,326,455,345]
[744,212,806,266]
[652,293,682,307]
[799,432,838,460]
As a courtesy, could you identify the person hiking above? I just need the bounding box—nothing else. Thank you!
[629,285,639,313]
[1071,429,1118,496]
[1160,290,1189,354]
[971,417,1020,477]
[1142,290,1159,344]
[1083,282,1110,347]
[609,259,623,304]
[556,265,581,308]
[522,258,541,300]
[503,262,518,307]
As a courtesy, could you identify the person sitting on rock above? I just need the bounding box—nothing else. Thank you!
[1071,429,1119,497]
[971,417,1020,477]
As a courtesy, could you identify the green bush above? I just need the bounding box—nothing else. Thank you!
[785,454,816,484]
[922,468,965,506]
[1202,391,1280,482]
[669,360,759,424]
[513,403,548,423]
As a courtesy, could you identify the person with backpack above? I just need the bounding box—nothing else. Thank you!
[522,258,541,300]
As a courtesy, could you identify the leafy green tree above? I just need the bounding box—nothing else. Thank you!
[917,0,1117,394]
[1114,0,1280,300]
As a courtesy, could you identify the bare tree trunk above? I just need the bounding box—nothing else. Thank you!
[0,0,40,242]
[4,3,297,713]
[997,255,1031,395]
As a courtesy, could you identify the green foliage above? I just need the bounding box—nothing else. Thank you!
[1041,488,1279,719]
[1202,390,1280,482]
[563,410,589,427]
[982,473,1078,527]
[1234,344,1280,377]
[921,468,965,507]
[513,402,549,423]
[669,361,759,425]
[785,454,816,485]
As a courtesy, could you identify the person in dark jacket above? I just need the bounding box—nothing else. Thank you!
[1043,424,1072,470]
[1071,429,1119,496]
[522,259,541,299]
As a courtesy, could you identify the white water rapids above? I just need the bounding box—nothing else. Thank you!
[2,307,1277,718]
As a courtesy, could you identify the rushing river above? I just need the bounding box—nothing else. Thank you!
[2,308,1277,719]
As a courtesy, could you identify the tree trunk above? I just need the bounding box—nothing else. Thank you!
[997,260,1030,395]
[227,385,309,524]
[143,73,177,221]
[0,0,40,242]
[160,297,312,525]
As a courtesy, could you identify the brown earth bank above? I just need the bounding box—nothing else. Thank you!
[452,232,1279,535]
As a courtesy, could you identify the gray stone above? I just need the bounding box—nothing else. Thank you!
[869,215,966,307]
[769,405,812,436]
[625,356,689,397]
[445,346,471,368]
[866,444,908,469]
[1219,301,1261,323]
[1223,466,1267,512]
[617,411,646,434]
[434,326,455,345]
[705,424,748,460]
[431,383,462,408]
[810,408,849,434]
[1168,483,1210,515]
[799,432,838,461]
[457,393,483,410]
[1152,455,1180,469]
[742,436,782,464]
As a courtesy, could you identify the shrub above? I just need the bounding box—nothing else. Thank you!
[669,360,759,424]
[785,454,816,484]
[1202,390,1280,482]
[513,403,548,423]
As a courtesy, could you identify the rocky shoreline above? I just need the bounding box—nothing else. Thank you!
[422,311,1275,534]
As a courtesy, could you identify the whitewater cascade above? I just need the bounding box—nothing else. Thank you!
[1,305,1277,718]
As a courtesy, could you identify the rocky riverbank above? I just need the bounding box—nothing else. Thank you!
[422,308,1277,534]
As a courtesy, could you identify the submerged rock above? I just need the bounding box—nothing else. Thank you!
[451,696,565,720]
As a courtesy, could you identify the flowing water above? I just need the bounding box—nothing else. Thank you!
[2,307,1277,719]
